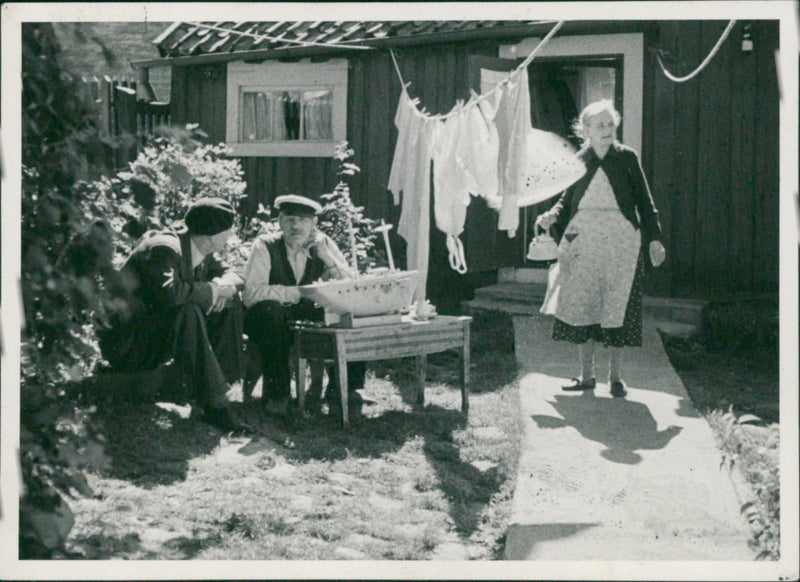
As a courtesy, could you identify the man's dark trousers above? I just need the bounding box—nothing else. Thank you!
[245,298,365,401]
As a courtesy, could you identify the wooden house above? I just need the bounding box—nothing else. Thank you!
[132,20,780,308]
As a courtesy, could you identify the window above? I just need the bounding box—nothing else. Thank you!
[226,59,347,157]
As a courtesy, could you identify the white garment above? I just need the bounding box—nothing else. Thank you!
[432,106,471,273]
[388,89,420,205]
[388,90,435,300]
[459,94,501,210]
[518,128,586,207]
[494,69,532,238]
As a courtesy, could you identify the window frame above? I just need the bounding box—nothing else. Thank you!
[226,58,348,157]
[500,33,644,154]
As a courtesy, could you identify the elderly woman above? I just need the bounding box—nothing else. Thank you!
[535,99,666,397]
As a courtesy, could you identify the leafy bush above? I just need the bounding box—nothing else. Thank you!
[20,22,120,557]
[21,24,123,386]
[79,124,248,267]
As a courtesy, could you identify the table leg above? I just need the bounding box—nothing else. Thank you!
[461,323,470,413]
[335,336,349,429]
[296,356,307,411]
[415,354,427,408]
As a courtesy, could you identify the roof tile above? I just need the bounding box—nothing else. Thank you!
[154,20,544,57]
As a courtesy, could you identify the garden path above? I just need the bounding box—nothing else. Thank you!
[505,311,753,561]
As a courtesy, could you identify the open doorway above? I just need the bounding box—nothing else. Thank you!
[523,56,623,266]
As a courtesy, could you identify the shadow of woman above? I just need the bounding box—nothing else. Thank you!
[532,391,682,464]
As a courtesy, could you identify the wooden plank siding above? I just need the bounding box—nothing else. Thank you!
[751,21,780,294]
[645,21,779,298]
[168,22,779,299]
[643,25,676,296]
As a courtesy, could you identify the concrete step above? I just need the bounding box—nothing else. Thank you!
[474,282,547,304]
[642,296,708,326]
[463,296,543,315]
[468,282,708,326]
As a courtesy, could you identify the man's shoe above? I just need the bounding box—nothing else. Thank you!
[203,406,251,433]
[562,377,596,392]
[610,380,627,398]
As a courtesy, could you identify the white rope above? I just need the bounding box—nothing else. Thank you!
[391,20,565,122]
[183,21,372,51]
[656,20,736,83]
[446,234,468,274]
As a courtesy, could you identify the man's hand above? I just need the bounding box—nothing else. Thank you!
[306,231,335,266]
[208,282,238,313]
[282,286,302,305]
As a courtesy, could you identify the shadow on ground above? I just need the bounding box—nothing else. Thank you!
[94,399,224,487]
[531,391,682,464]
[80,310,517,547]
[505,522,600,559]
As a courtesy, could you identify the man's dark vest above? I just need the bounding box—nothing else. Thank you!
[265,234,326,286]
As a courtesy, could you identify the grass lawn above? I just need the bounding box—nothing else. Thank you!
[65,310,522,560]
[661,302,780,560]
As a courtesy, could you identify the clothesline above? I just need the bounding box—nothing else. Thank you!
[183,21,373,51]
[656,20,736,83]
[389,20,565,122]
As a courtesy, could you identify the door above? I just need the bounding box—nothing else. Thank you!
[468,54,624,268]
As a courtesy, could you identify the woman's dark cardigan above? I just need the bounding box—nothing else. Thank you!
[550,142,662,255]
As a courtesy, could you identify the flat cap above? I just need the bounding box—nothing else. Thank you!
[274,194,322,217]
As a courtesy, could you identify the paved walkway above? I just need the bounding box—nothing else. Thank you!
[505,312,753,560]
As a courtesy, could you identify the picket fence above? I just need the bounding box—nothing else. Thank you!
[81,76,171,169]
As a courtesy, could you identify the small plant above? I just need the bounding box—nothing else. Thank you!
[317,142,380,272]
[709,407,780,560]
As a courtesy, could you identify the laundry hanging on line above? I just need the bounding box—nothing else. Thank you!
[387,20,583,273]
[387,88,436,300]
[389,79,585,273]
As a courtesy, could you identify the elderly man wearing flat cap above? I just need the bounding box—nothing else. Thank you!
[98,197,249,433]
[243,194,366,417]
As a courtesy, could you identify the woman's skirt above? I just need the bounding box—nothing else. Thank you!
[542,207,643,347]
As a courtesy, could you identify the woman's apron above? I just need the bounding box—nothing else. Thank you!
[541,167,640,328]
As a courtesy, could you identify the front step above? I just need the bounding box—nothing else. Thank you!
[466,282,707,327]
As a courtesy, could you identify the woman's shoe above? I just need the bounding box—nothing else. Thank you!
[562,377,596,391]
[610,380,627,398]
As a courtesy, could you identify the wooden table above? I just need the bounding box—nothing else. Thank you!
[291,315,471,428]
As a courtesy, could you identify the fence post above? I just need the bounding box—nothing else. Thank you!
[115,85,138,167]
[99,75,114,135]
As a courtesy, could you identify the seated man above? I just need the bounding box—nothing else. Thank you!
[98,197,249,433]
[243,194,366,417]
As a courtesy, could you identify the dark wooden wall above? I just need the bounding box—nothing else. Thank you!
[644,20,779,298]
[169,22,780,300]
[171,40,505,308]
